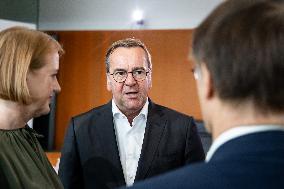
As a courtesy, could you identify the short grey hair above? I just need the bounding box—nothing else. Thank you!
[105,38,152,72]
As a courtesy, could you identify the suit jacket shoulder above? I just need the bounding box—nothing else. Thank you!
[147,102,198,140]
[71,102,112,132]
[151,103,195,121]
[59,101,125,189]
[128,131,284,189]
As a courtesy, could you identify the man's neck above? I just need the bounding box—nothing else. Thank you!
[210,101,284,140]
[124,110,141,126]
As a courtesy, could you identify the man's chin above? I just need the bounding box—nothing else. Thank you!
[126,101,144,110]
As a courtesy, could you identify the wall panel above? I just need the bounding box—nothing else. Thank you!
[54,30,201,150]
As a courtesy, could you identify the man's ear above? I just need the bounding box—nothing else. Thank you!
[106,74,111,91]
[200,64,214,99]
[148,71,152,89]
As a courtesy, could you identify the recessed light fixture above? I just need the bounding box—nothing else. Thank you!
[132,9,144,24]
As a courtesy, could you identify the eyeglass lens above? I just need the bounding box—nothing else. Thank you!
[112,69,148,82]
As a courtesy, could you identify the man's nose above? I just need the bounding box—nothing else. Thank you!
[124,72,136,86]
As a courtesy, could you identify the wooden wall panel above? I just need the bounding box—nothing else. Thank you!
[53,30,202,150]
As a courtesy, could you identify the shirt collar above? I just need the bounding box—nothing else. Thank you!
[112,98,149,119]
[206,124,284,162]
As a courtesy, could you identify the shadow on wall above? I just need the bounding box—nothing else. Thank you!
[196,121,212,154]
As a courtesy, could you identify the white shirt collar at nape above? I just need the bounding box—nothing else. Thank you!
[206,125,284,162]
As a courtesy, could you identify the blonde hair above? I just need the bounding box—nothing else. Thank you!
[0,26,64,104]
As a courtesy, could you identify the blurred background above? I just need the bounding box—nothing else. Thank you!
[0,0,222,153]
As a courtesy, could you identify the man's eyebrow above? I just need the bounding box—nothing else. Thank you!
[112,67,146,72]
[112,68,127,72]
[132,67,146,70]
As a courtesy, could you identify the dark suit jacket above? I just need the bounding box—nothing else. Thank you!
[127,130,284,189]
[58,100,205,189]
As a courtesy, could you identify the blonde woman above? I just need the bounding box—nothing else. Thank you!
[0,27,64,189]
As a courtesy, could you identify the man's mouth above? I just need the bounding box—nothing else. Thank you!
[125,91,139,97]
[125,91,138,94]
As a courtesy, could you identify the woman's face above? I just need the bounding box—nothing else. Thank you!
[26,49,61,118]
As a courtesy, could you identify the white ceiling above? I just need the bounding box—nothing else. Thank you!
[39,0,223,30]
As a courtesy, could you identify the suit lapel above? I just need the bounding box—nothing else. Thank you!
[96,101,125,186]
[135,101,167,181]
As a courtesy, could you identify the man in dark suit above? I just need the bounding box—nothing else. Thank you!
[58,38,205,189]
[127,0,284,188]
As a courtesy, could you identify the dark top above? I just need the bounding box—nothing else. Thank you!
[59,100,205,189]
[0,126,63,189]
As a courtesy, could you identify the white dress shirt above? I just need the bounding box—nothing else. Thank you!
[112,99,149,186]
[206,124,284,162]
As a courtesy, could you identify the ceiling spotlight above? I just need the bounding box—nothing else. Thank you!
[132,9,144,25]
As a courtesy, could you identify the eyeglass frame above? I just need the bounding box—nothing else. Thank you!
[191,66,201,80]
[108,68,151,83]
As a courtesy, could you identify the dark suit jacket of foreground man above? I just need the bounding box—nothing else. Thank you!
[125,130,284,189]
[58,100,205,189]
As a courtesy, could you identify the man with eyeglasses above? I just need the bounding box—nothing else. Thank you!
[58,38,205,189]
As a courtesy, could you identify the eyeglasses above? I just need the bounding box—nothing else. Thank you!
[109,68,150,83]
[191,67,200,80]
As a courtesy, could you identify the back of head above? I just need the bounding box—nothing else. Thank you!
[192,0,284,113]
[0,27,64,104]
[192,0,284,112]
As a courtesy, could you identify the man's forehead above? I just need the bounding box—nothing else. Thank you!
[109,51,147,65]
[109,46,146,57]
